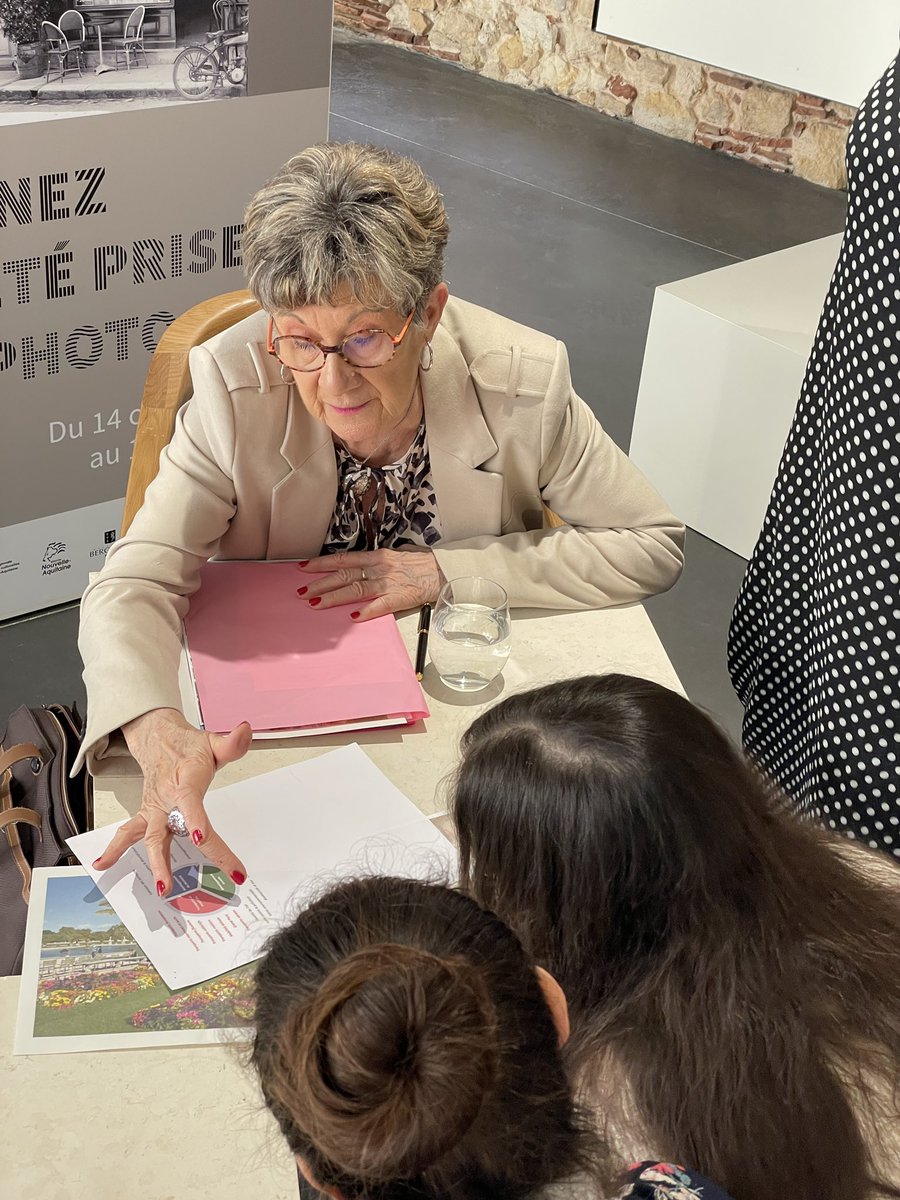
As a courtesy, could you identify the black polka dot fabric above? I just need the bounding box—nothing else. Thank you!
[728,55,900,859]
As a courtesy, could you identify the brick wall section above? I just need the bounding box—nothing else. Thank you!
[335,0,855,189]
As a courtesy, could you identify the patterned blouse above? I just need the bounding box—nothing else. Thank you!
[618,1162,734,1200]
[322,420,442,554]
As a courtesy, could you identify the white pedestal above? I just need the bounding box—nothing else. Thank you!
[629,233,842,559]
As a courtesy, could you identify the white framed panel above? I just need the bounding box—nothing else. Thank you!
[593,0,900,106]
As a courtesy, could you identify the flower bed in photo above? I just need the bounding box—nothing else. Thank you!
[131,971,255,1031]
[33,961,256,1037]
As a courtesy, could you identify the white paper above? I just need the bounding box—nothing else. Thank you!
[67,746,456,990]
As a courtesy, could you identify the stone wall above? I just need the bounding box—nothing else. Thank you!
[334,0,855,190]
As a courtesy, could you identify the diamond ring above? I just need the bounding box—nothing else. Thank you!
[166,807,190,838]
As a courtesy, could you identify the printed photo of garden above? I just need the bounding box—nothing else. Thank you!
[32,872,255,1040]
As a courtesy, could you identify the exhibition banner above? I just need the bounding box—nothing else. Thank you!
[0,0,333,618]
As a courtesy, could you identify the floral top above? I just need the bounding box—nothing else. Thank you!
[322,420,442,553]
[619,1162,734,1200]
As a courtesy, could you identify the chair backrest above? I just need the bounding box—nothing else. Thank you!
[122,289,260,534]
[124,5,145,38]
[58,10,85,40]
[41,21,68,50]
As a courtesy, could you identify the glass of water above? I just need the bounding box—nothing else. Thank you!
[430,577,511,692]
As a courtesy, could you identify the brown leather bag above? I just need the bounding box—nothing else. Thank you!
[0,704,94,975]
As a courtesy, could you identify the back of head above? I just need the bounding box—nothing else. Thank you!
[451,674,900,1200]
[243,141,449,319]
[452,673,780,987]
[252,876,603,1200]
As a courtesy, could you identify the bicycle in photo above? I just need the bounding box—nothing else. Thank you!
[172,25,248,100]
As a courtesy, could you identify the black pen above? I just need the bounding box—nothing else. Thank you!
[414,603,432,681]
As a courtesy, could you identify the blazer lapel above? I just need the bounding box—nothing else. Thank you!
[425,324,503,541]
[266,384,337,560]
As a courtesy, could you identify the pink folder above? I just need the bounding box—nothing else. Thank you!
[183,561,429,736]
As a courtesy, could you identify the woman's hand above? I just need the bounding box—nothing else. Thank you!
[92,708,253,897]
[297,547,444,620]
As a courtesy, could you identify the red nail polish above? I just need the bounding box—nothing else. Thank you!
[308,596,321,607]
[350,611,360,619]
[92,857,103,869]
[296,586,308,597]
[231,870,246,885]
[297,560,309,568]
[191,829,204,846]
[156,880,165,897]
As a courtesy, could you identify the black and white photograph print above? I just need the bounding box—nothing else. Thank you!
[0,0,250,116]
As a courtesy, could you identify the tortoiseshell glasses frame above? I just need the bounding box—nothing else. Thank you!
[266,310,416,372]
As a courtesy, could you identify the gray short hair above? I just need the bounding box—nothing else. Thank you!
[243,142,449,320]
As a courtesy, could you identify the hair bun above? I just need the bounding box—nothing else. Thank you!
[281,943,499,1181]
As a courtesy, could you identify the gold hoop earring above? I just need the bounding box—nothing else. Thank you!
[420,341,434,372]
[280,363,293,385]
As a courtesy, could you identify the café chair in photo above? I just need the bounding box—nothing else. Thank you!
[57,10,87,72]
[41,21,82,83]
[122,291,568,536]
[112,5,148,73]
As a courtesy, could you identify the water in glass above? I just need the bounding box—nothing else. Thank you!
[431,579,511,691]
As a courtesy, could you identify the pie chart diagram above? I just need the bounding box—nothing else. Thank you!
[167,863,236,915]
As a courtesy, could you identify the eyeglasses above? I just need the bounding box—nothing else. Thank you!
[267,310,416,372]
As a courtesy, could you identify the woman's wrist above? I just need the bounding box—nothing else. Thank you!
[121,707,187,755]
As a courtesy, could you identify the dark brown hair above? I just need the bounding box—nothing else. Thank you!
[252,876,609,1200]
[452,674,900,1200]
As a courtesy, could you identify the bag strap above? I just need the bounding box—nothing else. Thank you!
[0,743,43,775]
[0,769,42,903]
[0,808,42,833]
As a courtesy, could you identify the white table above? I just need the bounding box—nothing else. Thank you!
[1,604,682,1200]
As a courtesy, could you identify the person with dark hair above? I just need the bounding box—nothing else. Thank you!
[451,675,900,1200]
[251,876,734,1200]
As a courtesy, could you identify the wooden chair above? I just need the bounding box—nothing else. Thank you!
[122,289,259,534]
[122,289,566,535]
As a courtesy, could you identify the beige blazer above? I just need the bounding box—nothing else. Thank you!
[77,295,684,769]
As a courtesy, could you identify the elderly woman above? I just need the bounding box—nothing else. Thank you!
[78,142,684,892]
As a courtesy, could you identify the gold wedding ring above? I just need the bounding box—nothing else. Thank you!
[361,569,368,582]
